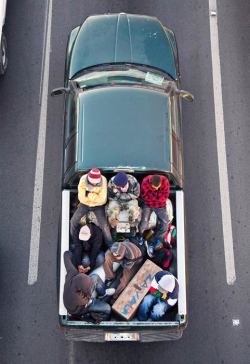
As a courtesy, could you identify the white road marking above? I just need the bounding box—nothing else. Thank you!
[232,319,240,327]
[209,0,236,285]
[39,0,50,105]
[28,0,53,285]
[69,341,74,364]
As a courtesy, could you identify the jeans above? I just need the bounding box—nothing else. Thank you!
[137,294,170,321]
[84,299,111,318]
[139,206,169,241]
[103,250,143,300]
[70,203,113,248]
[90,274,106,297]
[82,251,105,269]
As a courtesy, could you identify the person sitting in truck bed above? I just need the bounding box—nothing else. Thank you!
[63,251,112,321]
[139,174,170,242]
[107,172,141,229]
[137,270,179,321]
[103,240,143,303]
[149,224,177,271]
[70,168,113,248]
[72,222,105,274]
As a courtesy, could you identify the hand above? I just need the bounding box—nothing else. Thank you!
[78,265,90,273]
[110,219,119,227]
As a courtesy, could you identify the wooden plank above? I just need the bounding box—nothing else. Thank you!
[112,259,162,320]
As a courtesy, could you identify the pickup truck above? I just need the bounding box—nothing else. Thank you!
[0,0,7,75]
[52,13,193,342]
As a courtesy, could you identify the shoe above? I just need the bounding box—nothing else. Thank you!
[98,287,116,299]
[105,288,116,296]
[137,236,144,246]
[145,241,154,258]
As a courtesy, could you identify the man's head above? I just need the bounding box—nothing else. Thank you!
[113,172,128,191]
[79,225,91,241]
[151,175,161,190]
[87,168,101,185]
[158,274,175,293]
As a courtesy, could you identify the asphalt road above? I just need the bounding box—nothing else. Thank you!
[0,0,250,363]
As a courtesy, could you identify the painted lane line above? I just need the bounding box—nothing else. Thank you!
[39,0,50,105]
[69,341,75,364]
[209,0,236,285]
[28,0,53,285]
[232,319,240,327]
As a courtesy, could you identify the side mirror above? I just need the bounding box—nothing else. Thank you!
[179,90,194,102]
[51,87,70,96]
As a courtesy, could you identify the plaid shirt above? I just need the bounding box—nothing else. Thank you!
[140,175,170,208]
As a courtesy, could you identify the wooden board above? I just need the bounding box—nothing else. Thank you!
[112,259,162,320]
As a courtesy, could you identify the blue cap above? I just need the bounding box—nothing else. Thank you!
[113,172,128,188]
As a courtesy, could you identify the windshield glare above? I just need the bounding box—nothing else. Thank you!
[74,67,173,90]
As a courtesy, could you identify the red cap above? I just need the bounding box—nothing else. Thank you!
[87,168,101,185]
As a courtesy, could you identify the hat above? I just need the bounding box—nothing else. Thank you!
[113,172,128,188]
[151,175,161,188]
[87,168,101,185]
[79,225,91,241]
[158,274,175,293]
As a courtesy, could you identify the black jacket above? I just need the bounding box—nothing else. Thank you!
[63,251,95,316]
[73,223,103,268]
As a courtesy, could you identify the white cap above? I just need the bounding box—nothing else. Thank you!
[79,225,91,241]
[158,274,175,293]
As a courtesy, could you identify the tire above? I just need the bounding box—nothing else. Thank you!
[0,32,8,75]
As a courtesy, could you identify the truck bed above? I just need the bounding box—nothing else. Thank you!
[58,188,187,342]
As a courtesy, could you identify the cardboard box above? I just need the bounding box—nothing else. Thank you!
[112,259,162,320]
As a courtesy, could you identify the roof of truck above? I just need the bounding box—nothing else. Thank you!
[76,86,171,172]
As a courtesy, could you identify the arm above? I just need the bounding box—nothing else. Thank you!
[161,177,170,200]
[78,175,87,204]
[88,225,103,268]
[72,241,83,268]
[87,176,107,205]
[140,176,151,202]
[64,251,78,279]
[120,176,140,201]
[129,177,140,199]
[108,178,121,201]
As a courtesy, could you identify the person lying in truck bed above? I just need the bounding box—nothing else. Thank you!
[103,240,143,303]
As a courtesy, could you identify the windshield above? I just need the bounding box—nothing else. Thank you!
[73,64,175,91]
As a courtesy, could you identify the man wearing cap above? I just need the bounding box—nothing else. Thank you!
[139,174,170,241]
[107,172,141,228]
[73,223,105,274]
[103,240,143,301]
[63,251,111,320]
[137,271,179,321]
[70,168,112,248]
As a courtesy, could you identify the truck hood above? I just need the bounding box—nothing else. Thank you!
[69,13,176,80]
